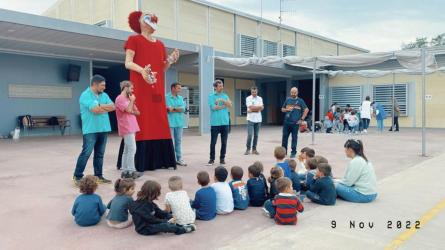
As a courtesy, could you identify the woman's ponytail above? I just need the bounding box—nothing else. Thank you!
[344,139,368,162]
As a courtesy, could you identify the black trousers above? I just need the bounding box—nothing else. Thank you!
[390,117,399,131]
[137,223,184,235]
[210,125,229,161]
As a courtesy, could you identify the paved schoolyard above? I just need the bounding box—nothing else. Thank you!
[0,126,444,250]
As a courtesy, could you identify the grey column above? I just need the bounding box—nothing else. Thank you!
[199,45,215,135]
[165,67,178,94]
[319,74,329,121]
[286,78,293,92]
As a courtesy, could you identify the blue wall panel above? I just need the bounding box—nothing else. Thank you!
[0,53,91,136]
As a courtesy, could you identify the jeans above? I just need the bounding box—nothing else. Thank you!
[306,191,321,203]
[377,119,384,132]
[170,127,183,161]
[122,133,137,173]
[362,118,370,130]
[282,123,299,156]
[210,125,229,161]
[343,120,349,131]
[106,217,133,229]
[335,183,377,203]
[246,121,260,150]
[74,132,107,179]
[390,117,399,131]
[263,199,275,218]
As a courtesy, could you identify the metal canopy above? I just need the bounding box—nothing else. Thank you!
[0,9,198,63]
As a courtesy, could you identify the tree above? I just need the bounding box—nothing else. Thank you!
[402,34,445,49]
[431,33,445,47]
[402,37,428,49]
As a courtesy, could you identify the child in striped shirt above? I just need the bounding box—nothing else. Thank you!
[263,177,304,225]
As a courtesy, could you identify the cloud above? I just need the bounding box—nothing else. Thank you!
[0,0,57,15]
[206,0,445,52]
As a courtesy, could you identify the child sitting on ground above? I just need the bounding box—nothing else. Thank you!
[129,180,195,235]
[211,166,234,214]
[274,146,291,178]
[165,176,196,227]
[71,175,106,227]
[268,166,284,199]
[287,159,301,193]
[347,110,360,133]
[191,171,217,220]
[254,161,269,197]
[324,111,334,133]
[306,163,336,205]
[301,156,329,191]
[229,166,249,210]
[106,178,135,229]
[263,177,304,225]
[297,147,315,178]
[334,107,343,132]
[247,163,268,207]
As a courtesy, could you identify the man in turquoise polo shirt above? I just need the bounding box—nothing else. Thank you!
[207,79,232,165]
[73,75,115,185]
[166,82,187,167]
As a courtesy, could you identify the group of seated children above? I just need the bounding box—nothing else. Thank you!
[324,107,361,133]
[71,145,337,233]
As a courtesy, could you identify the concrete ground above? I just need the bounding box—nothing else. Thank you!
[0,126,444,250]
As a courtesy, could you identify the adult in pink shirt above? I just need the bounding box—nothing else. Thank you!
[115,81,143,179]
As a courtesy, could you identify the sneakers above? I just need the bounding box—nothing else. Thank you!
[72,176,81,186]
[206,160,214,166]
[132,171,144,179]
[96,176,112,184]
[175,224,196,235]
[262,207,271,218]
[244,150,250,155]
[290,154,296,159]
[363,129,367,133]
[184,224,196,233]
[121,171,132,179]
[176,160,187,167]
[252,150,260,155]
[220,159,226,165]
[122,171,143,179]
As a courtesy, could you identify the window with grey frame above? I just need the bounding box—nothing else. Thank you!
[185,86,199,116]
[372,84,408,116]
[329,86,363,111]
[239,34,257,57]
[263,40,278,57]
[239,89,250,116]
[282,44,296,57]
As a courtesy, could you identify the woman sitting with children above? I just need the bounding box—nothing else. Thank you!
[335,139,378,203]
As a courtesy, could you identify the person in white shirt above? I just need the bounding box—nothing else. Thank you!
[211,166,234,214]
[164,176,196,226]
[360,96,373,133]
[245,86,264,155]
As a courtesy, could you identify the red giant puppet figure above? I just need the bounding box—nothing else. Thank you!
[119,11,180,171]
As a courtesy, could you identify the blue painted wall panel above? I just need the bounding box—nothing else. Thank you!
[0,53,91,136]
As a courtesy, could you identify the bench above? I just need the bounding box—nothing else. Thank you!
[18,115,71,136]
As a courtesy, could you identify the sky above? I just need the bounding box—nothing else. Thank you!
[0,0,443,52]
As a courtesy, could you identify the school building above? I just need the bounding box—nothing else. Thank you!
[3,0,442,137]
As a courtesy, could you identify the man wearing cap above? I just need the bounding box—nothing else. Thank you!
[120,11,180,171]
